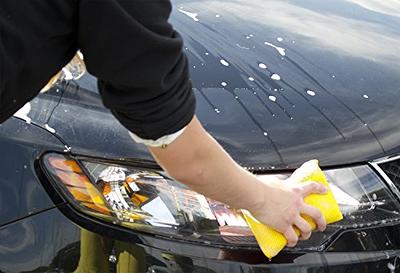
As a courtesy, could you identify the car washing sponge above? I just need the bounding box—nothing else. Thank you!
[242,160,343,259]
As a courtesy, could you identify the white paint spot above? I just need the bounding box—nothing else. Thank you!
[258,63,267,69]
[363,94,369,99]
[264,41,286,56]
[220,59,230,66]
[271,74,281,80]
[268,95,277,102]
[307,90,316,96]
[221,82,228,87]
[178,8,199,22]
[44,124,56,134]
[248,77,255,81]
[13,103,32,124]
[277,37,283,42]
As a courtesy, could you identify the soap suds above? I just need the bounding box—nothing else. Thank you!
[44,124,56,133]
[271,74,281,80]
[307,90,316,96]
[268,95,277,102]
[220,59,230,66]
[13,103,32,124]
[264,41,286,56]
[178,8,199,22]
[258,63,267,69]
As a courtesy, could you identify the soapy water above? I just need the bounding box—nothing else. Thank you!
[13,103,32,124]
[258,63,268,69]
[178,8,199,22]
[220,59,230,66]
[307,90,316,96]
[44,124,56,134]
[264,41,286,56]
[271,74,281,81]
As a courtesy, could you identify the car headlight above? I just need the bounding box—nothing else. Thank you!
[42,153,400,250]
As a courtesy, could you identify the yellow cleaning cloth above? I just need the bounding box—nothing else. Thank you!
[242,160,343,259]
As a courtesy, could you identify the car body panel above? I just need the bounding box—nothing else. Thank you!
[0,118,65,226]
[1,0,400,272]
[25,0,400,169]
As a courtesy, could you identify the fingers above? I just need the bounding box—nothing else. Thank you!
[283,226,298,247]
[294,216,312,240]
[299,181,327,197]
[301,204,326,231]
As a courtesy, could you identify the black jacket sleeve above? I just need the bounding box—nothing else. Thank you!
[78,0,196,140]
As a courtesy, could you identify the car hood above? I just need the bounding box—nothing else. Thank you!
[25,0,400,169]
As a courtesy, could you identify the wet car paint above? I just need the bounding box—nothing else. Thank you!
[1,0,400,272]
[23,0,400,170]
[0,117,64,226]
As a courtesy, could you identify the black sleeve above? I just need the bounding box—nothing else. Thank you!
[78,0,196,140]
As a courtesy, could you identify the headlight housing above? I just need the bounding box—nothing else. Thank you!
[42,153,400,250]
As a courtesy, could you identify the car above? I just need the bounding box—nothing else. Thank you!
[1,0,400,272]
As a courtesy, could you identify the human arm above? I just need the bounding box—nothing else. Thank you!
[149,116,327,247]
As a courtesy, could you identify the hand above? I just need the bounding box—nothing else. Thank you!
[249,171,327,247]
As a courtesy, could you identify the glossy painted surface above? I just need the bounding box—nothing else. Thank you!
[1,1,400,272]
[0,118,65,226]
[23,0,400,169]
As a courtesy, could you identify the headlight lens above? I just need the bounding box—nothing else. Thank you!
[42,153,400,250]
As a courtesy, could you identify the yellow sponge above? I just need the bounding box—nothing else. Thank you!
[242,160,343,259]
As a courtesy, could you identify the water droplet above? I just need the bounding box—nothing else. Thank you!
[215,14,220,18]
[263,132,268,136]
[235,96,239,99]
[271,74,281,81]
[193,65,196,69]
[214,108,221,114]
[248,77,255,81]
[268,96,277,102]
[258,63,267,69]
[387,262,395,272]
[109,255,117,263]
[307,90,316,96]
[274,88,278,92]
[386,242,390,246]
[205,52,209,56]
[364,123,368,126]
[277,37,283,42]
[220,59,229,66]
[332,75,336,78]
[23,165,27,169]
[363,94,369,99]
[221,82,227,87]
[372,193,377,200]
